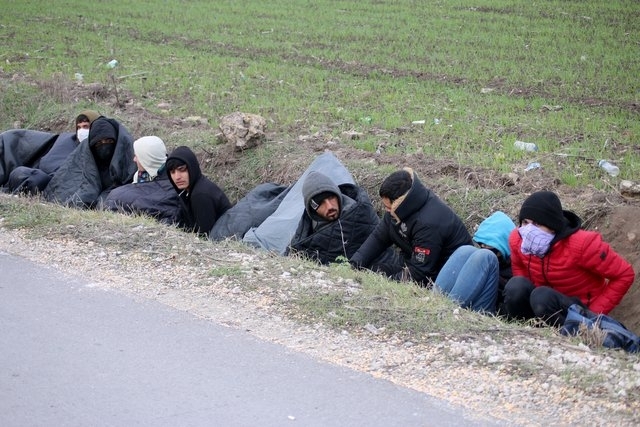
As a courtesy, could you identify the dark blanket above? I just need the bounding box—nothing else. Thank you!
[288,184,381,264]
[103,170,181,225]
[0,129,59,186]
[209,183,291,241]
[43,119,136,208]
[4,132,78,195]
[211,152,387,266]
[6,166,54,195]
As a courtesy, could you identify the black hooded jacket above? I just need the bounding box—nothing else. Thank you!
[289,171,380,264]
[350,169,472,285]
[166,146,231,235]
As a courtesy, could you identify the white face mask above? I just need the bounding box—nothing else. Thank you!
[77,128,90,142]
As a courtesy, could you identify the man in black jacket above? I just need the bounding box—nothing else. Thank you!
[289,170,383,264]
[350,168,472,286]
[166,146,231,235]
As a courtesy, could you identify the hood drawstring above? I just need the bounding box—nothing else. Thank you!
[337,219,348,259]
[526,253,553,287]
[541,246,554,286]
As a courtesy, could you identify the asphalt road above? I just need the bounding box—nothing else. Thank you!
[0,251,499,426]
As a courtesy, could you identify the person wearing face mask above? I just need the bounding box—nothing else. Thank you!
[44,116,136,208]
[502,190,635,327]
[3,110,100,195]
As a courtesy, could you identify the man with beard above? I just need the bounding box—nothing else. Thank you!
[289,170,400,268]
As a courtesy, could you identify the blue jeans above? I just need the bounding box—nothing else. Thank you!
[435,245,499,313]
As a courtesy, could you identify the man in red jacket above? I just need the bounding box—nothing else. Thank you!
[503,190,634,326]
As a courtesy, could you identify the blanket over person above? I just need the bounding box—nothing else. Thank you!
[43,118,136,208]
[212,152,371,259]
[240,152,354,255]
[103,168,181,225]
[209,183,291,241]
[0,129,59,187]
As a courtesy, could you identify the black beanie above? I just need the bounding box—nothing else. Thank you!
[302,171,341,218]
[89,118,117,146]
[518,191,566,232]
[310,191,336,211]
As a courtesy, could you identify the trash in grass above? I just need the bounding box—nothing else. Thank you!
[540,104,563,112]
[411,120,426,125]
[620,180,640,197]
[525,162,541,172]
[598,160,620,177]
[434,118,441,125]
[106,59,118,68]
[74,73,83,83]
[514,140,538,152]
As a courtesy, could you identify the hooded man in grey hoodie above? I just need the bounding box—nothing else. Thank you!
[289,171,400,269]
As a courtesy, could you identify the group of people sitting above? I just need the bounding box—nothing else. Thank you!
[0,111,230,235]
[290,165,634,329]
[0,110,635,336]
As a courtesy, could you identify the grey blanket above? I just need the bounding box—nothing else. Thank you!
[0,129,58,186]
[242,152,355,255]
[209,183,291,241]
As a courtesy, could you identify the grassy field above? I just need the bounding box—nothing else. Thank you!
[1,0,638,185]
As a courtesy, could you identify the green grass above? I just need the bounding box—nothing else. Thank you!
[1,0,638,186]
[208,265,245,278]
[294,261,506,338]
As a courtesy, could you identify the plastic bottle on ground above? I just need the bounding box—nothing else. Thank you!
[525,162,541,172]
[598,160,620,177]
[514,140,538,152]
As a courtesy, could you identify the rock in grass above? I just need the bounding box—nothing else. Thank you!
[219,112,267,151]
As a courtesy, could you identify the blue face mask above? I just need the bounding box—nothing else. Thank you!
[518,223,555,257]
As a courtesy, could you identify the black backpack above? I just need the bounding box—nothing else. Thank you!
[560,304,640,353]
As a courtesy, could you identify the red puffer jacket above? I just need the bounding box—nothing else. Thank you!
[509,222,634,314]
